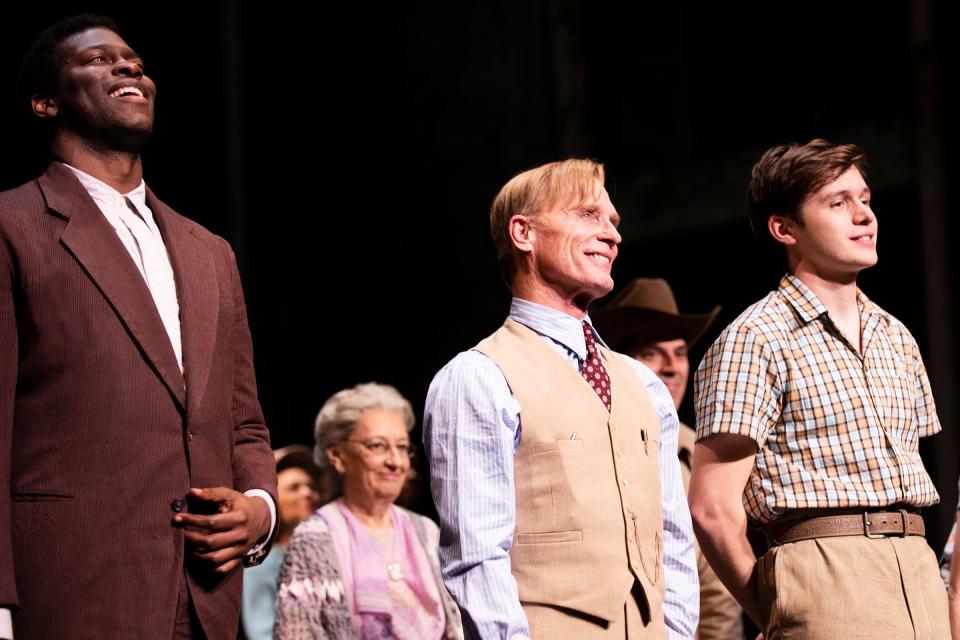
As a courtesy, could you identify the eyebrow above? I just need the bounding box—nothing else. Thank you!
[821,186,871,201]
[78,44,142,60]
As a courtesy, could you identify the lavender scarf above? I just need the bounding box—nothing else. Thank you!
[325,500,445,639]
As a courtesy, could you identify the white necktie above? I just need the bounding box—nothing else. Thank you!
[120,197,183,371]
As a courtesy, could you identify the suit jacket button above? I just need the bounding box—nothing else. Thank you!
[171,499,185,513]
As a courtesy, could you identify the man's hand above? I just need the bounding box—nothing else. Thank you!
[173,487,271,574]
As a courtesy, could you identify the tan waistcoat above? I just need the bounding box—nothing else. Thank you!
[474,319,666,629]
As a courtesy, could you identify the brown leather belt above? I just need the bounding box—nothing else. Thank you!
[766,510,925,546]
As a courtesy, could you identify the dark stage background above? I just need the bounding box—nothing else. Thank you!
[3,1,959,550]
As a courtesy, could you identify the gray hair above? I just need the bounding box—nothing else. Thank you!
[313,382,415,496]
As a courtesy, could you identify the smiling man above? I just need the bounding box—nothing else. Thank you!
[689,139,949,638]
[424,159,698,639]
[0,15,276,640]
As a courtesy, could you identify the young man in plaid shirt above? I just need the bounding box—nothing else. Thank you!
[689,139,949,639]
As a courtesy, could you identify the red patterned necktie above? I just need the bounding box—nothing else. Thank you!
[582,321,612,411]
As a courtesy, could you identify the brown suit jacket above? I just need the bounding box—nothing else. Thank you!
[0,163,276,640]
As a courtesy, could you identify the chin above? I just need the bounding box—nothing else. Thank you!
[850,257,878,272]
[93,120,153,153]
[375,491,403,504]
[593,281,615,300]
[112,127,153,152]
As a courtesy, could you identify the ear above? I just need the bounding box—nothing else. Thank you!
[508,214,536,254]
[326,445,347,475]
[767,214,797,247]
[31,93,58,119]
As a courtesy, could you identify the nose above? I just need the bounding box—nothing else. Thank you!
[114,57,143,79]
[661,353,677,374]
[601,218,622,246]
[383,445,404,468]
[853,200,875,225]
[298,484,316,498]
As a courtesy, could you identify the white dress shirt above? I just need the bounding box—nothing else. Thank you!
[65,164,183,368]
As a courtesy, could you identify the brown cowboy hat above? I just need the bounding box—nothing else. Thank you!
[592,278,720,350]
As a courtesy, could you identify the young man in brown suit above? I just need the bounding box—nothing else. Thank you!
[690,139,949,639]
[0,15,276,640]
[424,159,698,639]
[594,278,743,640]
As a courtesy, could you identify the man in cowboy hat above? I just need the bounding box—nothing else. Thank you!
[594,279,742,640]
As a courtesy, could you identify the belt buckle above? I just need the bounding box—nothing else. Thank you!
[898,509,909,538]
[863,512,885,539]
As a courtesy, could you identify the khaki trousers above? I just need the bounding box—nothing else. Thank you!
[757,535,948,639]
[523,581,665,639]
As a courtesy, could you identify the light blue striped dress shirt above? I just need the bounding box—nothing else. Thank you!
[423,298,699,639]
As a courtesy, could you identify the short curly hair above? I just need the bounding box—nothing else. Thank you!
[17,14,119,115]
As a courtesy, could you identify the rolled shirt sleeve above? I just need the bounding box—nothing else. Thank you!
[694,324,782,447]
[909,333,941,438]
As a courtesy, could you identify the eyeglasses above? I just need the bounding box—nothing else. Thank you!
[343,438,417,459]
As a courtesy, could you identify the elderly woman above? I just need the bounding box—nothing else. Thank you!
[275,383,462,640]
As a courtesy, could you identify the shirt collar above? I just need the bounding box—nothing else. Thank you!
[855,288,888,336]
[61,162,148,213]
[778,273,827,324]
[778,273,886,327]
[508,297,608,362]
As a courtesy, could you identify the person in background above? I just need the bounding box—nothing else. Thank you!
[274,383,463,639]
[242,446,324,640]
[594,277,743,640]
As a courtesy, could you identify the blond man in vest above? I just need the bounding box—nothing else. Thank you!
[424,159,699,639]
[594,278,743,640]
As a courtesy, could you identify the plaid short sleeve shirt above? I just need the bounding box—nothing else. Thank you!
[694,274,941,523]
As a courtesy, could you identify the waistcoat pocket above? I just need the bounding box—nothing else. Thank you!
[633,518,662,586]
[532,439,585,454]
[516,530,584,545]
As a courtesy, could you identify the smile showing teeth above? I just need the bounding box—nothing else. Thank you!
[586,253,610,265]
[109,86,144,98]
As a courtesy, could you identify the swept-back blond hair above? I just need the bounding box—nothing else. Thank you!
[490,158,605,283]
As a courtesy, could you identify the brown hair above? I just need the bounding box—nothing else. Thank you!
[490,158,605,283]
[746,139,868,244]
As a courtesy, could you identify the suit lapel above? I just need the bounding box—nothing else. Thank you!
[148,189,219,424]
[40,163,187,411]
